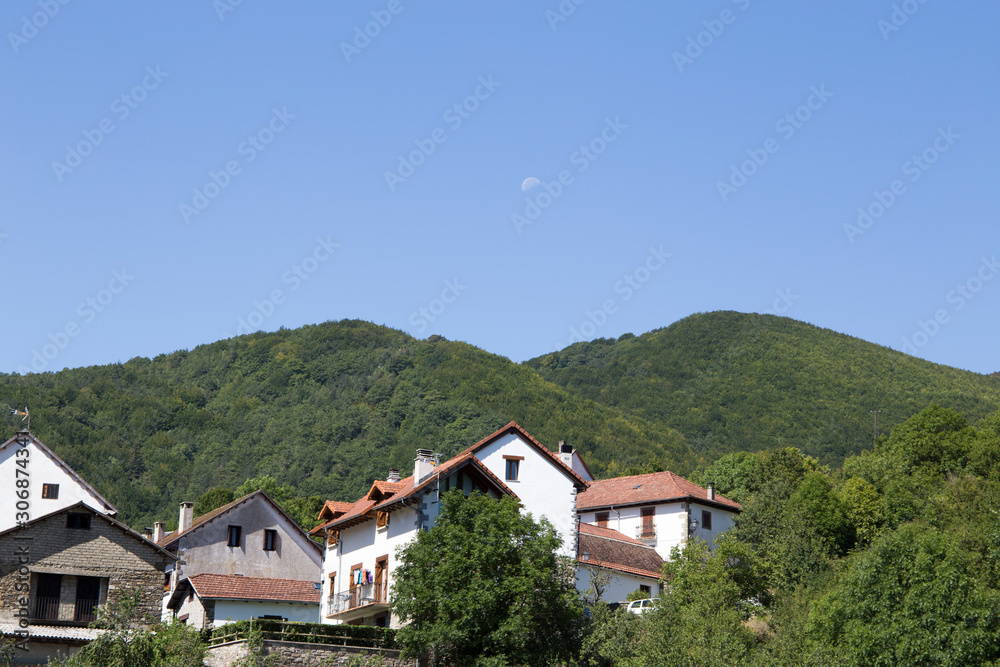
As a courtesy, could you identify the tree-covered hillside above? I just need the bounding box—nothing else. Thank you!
[0,320,695,530]
[527,311,1000,465]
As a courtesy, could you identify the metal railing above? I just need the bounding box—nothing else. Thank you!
[75,598,98,623]
[32,596,60,621]
[635,525,657,541]
[328,581,389,615]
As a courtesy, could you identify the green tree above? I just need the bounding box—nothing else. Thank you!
[194,486,235,516]
[391,491,583,667]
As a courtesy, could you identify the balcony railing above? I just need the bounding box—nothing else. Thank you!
[31,596,60,621]
[328,582,389,616]
[75,598,98,623]
[635,525,657,541]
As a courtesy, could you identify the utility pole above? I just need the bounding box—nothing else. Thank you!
[869,409,882,445]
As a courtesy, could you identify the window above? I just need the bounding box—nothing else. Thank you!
[66,513,91,530]
[639,584,651,597]
[596,512,609,529]
[328,572,337,597]
[701,510,712,531]
[227,525,242,548]
[503,455,523,481]
[33,573,62,620]
[376,511,390,529]
[639,507,655,538]
[42,484,59,499]
[263,529,277,551]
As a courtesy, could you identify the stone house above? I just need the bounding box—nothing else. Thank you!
[156,489,323,628]
[165,573,321,628]
[0,503,176,664]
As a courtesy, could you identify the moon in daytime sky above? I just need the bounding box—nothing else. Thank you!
[521,177,541,191]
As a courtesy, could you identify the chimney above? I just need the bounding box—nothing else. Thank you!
[707,483,715,501]
[143,527,153,540]
[387,468,400,483]
[558,440,573,467]
[178,502,194,534]
[153,522,166,543]
[414,449,434,484]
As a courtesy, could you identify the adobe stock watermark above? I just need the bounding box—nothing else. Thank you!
[230,236,339,336]
[878,0,930,41]
[7,0,71,54]
[843,126,958,244]
[899,255,998,356]
[545,0,588,31]
[511,117,628,234]
[340,0,412,63]
[51,65,169,183]
[213,0,245,21]
[562,246,670,345]
[716,85,832,203]
[408,279,468,333]
[16,268,134,374]
[179,107,295,223]
[672,0,752,73]
[384,75,501,192]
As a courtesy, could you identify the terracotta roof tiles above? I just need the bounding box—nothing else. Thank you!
[577,471,740,512]
[188,574,320,604]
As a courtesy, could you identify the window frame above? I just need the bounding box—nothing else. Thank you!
[503,455,523,481]
[701,509,712,531]
[595,512,609,529]
[41,483,59,499]
[262,529,277,551]
[227,525,242,548]
[66,513,91,530]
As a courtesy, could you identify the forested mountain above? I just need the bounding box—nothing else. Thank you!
[2,311,997,531]
[0,321,693,529]
[528,311,1000,465]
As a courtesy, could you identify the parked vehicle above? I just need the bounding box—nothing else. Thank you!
[626,598,655,614]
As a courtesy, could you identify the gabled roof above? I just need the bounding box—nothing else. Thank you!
[316,500,354,523]
[0,431,118,516]
[578,523,663,580]
[157,490,321,555]
[0,502,176,561]
[167,574,320,609]
[577,470,741,512]
[459,421,590,490]
[315,452,517,534]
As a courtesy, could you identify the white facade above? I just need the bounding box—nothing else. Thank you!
[578,501,737,561]
[576,566,659,603]
[213,600,318,625]
[0,432,116,532]
[471,431,584,557]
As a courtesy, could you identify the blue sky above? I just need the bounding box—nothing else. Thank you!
[2,1,998,376]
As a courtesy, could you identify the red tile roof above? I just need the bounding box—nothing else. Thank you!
[317,501,353,521]
[578,523,663,580]
[460,421,590,490]
[577,471,740,512]
[188,574,320,604]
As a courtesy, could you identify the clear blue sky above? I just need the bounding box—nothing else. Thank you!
[2,1,998,376]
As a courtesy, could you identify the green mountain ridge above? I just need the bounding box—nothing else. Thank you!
[2,311,997,530]
[527,310,1000,465]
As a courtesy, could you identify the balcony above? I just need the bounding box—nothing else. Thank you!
[32,596,60,621]
[635,525,657,543]
[326,582,389,622]
[75,598,98,623]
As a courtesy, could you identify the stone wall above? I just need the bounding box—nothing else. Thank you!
[0,507,174,625]
[205,640,417,667]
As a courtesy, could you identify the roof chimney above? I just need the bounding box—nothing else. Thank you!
[414,449,435,484]
[178,502,194,534]
[707,483,715,501]
[387,468,400,483]
[153,522,166,543]
[143,527,153,540]
[558,440,573,467]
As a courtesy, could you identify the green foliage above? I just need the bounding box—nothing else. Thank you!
[193,486,234,516]
[391,491,583,667]
[208,619,396,649]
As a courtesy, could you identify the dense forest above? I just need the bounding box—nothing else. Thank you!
[1,311,996,533]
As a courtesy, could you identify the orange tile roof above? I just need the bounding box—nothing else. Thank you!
[578,523,664,580]
[317,501,354,521]
[188,574,320,604]
[577,471,740,512]
[459,421,590,490]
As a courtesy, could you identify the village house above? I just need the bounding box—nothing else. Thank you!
[313,450,516,627]
[0,431,118,533]
[576,522,664,602]
[0,503,176,665]
[576,471,741,562]
[156,490,323,629]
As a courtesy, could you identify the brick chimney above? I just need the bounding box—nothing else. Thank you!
[387,468,400,483]
[558,440,573,467]
[153,522,166,543]
[414,449,434,484]
[178,502,194,534]
[707,483,715,501]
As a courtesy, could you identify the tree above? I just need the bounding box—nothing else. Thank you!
[391,491,584,666]
[194,486,235,516]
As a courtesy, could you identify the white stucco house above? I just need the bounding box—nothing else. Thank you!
[0,431,118,533]
[313,450,515,627]
[575,523,664,602]
[157,490,323,628]
[576,471,741,562]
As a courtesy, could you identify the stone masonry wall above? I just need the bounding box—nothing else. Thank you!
[206,640,417,667]
[0,508,173,625]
